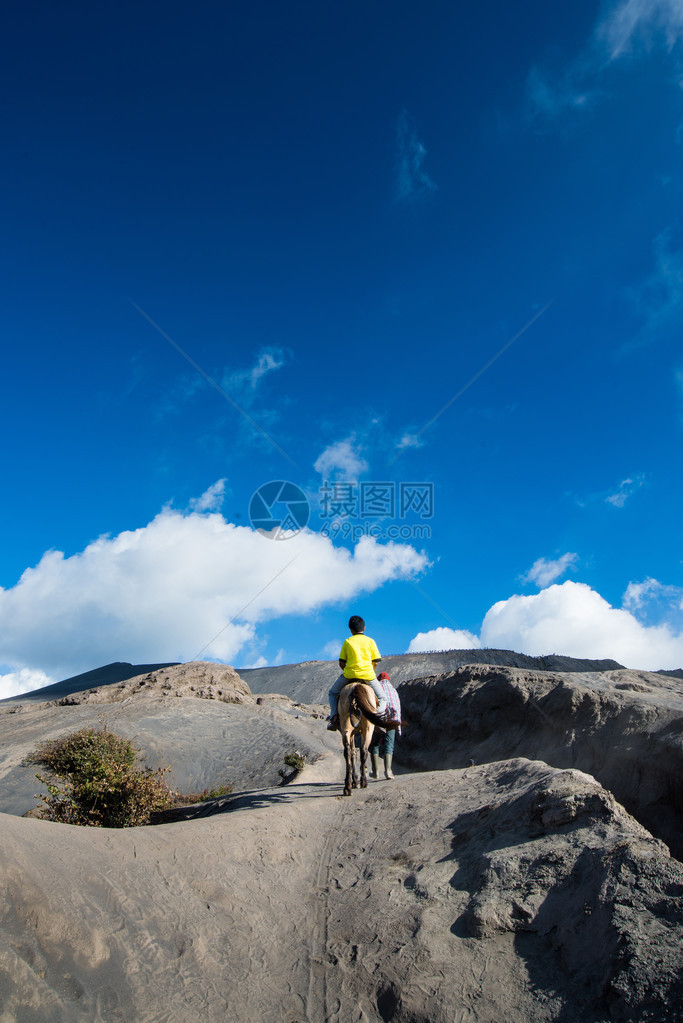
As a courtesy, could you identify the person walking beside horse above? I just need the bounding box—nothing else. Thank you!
[369,671,401,780]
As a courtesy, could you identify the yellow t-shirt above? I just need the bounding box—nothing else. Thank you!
[339,633,381,681]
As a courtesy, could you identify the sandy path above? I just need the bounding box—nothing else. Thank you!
[2,751,683,1023]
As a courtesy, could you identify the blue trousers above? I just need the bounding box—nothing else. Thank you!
[329,673,387,716]
[369,728,396,757]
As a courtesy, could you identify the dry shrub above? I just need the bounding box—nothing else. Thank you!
[28,727,175,827]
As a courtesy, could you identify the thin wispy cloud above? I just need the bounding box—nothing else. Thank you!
[605,474,646,507]
[597,0,683,61]
[223,346,289,402]
[523,552,578,588]
[526,66,593,121]
[395,109,437,203]
[630,234,683,346]
[676,366,683,402]
[527,0,683,123]
[131,303,296,467]
[389,302,553,463]
[395,431,424,452]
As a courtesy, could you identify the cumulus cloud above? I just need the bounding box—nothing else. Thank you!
[605,474,645,507]
[395,109,437,203]
[314,437,369,480]
[480,580,683,669]
[190,479,226,513]
[0,499,428,685]
[407,578,683,670]
[523,553,578,588]
[0,668,55,702]
[623,577,664,609]
[407,627,481,653]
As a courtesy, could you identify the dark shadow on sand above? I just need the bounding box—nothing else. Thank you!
[155,780,344,822]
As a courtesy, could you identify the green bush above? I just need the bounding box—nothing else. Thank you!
[28,727,175,828]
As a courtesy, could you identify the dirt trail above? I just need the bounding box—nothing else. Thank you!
[2,751,683,1023]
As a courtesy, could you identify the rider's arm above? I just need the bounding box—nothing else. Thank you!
[339,659,346,669]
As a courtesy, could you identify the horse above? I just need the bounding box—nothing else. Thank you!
[337,682,399,796]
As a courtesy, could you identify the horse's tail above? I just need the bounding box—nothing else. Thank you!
[354,684,401,730]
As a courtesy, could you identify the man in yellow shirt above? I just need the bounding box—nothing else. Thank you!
[327,615,397,731]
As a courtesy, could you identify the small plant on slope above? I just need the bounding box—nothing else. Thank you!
[28,726,175,827]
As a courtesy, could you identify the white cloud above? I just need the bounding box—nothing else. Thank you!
[407,627,481,653]
[523,552,578,588]
[480,580,683,669]
[321,639,343,659]
[314,437,369,480]
[0,500,427,683]
[527,0,683,124]
[395,109,437,203]
[407,578,683,670]
[242,655,269,669]
[605,474,645,507]
[222,346,288,399]
[597,0,683,61]
[0,668,55,702]
[396,431,423,452]
[623,577,664,609]
[190,479,226,513]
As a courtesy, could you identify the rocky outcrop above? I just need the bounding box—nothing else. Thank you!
[397,664,683,859]
[1,661,181,703]
[49,661,253,706]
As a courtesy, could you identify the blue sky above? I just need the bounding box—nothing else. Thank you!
[2,0,683,696]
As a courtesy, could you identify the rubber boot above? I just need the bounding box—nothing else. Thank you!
[384,754,394,780]
[370,753,380,779]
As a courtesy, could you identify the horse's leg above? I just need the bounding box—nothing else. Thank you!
[350,732,358,789]
[359,720,372,788]
[343,730,353,797]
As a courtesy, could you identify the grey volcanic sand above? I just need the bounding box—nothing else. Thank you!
[2,658,683,1022]
[2,760,682,1022]
[0,662,333,817]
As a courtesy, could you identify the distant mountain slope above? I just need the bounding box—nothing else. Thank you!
[239,648,624,705]
[0,661,180,704]
[2,649,628,708]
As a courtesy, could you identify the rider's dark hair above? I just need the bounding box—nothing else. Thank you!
[348,615,365,634]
